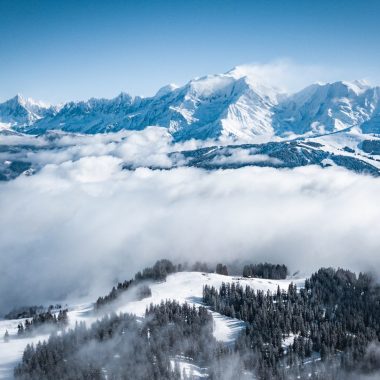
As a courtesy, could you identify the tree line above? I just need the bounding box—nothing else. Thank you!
[13,265,380,379]
[242,263,288,279]
[5,304,63,320]
[14,301,228,380]
[203,267,380,379]
[95,281,152,309]
[16,309,68,336]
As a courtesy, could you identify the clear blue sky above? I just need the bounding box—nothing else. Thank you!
[1,0,379,103]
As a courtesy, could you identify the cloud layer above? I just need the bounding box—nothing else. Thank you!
[1,129,380,314]
[230,59,347,93]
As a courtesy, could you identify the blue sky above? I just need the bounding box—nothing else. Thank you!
[1,0,379,103]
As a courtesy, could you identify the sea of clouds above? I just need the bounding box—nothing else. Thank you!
[1,127,380,314]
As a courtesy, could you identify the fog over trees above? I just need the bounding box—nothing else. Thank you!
[10,261,380,379]
[14,301,224,380]
[2,145,380,316]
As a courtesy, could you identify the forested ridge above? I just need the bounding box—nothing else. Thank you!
[14,301,227,380]
[11,264,380,379]
[242,263,287,279]
[203,267,380,379]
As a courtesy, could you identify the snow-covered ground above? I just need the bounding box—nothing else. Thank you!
[0,272,304,379]
[116,272,304,343]
[0,317,49,379]
[311,130,380,168]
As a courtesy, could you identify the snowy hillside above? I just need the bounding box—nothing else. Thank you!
[176,130,380,175]
[2,67,380,142]
[2,263,380,379]
[0,272,304,379]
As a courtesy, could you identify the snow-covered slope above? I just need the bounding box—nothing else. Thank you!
[115,272,303,342]
[0,272,304,379]
[176,130,380,176]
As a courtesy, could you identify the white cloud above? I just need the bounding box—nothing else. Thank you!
[1,131,380,314]
[230,59,347,93]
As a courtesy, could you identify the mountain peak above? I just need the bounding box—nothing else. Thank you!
[9,93,51,109]
[226,64,256,79]
[308,80,372,95]
[155,84,179,98]
[0,94,55,128]
[114,92,133,102]
[14,93,24,102]
[342,79,371,95]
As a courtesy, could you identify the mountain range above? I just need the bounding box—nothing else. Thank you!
[1,67,380,141]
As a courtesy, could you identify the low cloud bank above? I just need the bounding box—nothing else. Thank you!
[1,130,380,314]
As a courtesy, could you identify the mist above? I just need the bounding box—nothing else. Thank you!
[1,129,380,314]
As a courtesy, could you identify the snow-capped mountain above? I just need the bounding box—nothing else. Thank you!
[27,92,134,134]
[1,68,380,141]
[274,80,380,136]
[0,94,58,129]
[20,69,282,141]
